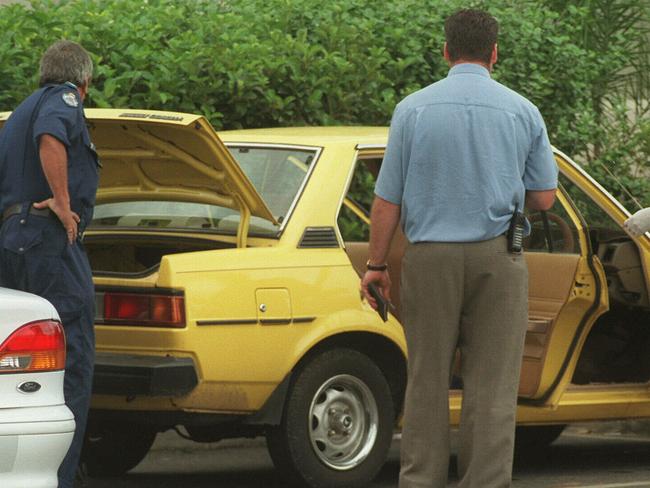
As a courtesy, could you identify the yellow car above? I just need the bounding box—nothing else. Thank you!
[2,109,649,487]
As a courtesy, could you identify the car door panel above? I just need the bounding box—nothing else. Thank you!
[520,252,580,396]
[518,158,609,404]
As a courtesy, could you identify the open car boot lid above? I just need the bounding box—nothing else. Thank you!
[0,109,277,227]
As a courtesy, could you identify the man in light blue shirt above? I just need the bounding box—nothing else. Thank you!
[375,58,557,243]
[361,9,558,488]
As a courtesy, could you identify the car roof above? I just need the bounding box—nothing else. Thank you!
[217,126,389,147]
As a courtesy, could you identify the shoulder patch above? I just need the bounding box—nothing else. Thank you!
[62,92,79,107]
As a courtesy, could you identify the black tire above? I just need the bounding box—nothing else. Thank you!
[82,421,157,477]
[266,348,395,488]
[515,424,566,452]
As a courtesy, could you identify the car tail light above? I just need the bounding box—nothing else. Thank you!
[0,320,65,373]
[102,292,185,328]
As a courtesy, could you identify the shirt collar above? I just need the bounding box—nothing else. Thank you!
[44,81,78,90]
[447,63,491,78]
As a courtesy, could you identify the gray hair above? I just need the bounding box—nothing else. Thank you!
[39,40,93,87]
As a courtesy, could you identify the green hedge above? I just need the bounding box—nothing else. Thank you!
[1,0,648,206]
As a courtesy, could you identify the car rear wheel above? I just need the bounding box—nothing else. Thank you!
[266,348,394,488]
[82,421,157,477]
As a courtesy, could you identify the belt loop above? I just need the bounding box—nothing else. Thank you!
[20,202,31,221]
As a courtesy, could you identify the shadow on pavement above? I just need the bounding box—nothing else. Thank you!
[512,434,650,485]
[87,469,287,488]
[86,433,650,487]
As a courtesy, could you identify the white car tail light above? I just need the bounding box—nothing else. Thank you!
[0,320,65,373]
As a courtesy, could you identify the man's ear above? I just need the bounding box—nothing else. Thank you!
[491,44,498,65]
[78,78,91,101]
[443,42,451,63]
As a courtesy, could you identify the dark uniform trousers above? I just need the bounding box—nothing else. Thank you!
[0,207,95,488]
[398,235,528,488]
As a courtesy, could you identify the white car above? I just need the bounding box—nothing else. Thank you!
[0,288,75,488]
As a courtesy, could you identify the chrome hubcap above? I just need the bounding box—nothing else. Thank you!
[308,374,378,470]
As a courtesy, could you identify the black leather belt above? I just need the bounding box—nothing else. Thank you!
[2,203,54,222]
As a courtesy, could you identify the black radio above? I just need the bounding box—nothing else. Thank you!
[507,206,526,253]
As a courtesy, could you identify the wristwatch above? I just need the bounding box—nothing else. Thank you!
[366,260,388,271]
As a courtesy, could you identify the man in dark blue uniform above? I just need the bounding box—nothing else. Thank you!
[0,40,99,488]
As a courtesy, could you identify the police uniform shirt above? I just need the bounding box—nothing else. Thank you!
[0,82,99,225]
[375,63,559,243]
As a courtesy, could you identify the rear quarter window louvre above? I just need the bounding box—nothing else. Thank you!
[298,227,339,248]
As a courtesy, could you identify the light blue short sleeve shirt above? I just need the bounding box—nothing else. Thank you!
[375,63,558,243]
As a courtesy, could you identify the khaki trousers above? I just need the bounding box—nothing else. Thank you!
[398,236,528,488]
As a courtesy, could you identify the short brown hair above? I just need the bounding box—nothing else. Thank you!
[444,9,498,65]
[39,40,93,87]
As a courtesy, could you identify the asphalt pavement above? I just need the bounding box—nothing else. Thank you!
[86,423,650,487]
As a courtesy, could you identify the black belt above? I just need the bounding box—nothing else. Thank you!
[2,203,55,222]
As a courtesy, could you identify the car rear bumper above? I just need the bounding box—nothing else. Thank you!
[0,404,74,488]
[93,352,199,396]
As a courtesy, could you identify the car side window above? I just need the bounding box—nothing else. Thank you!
[337,157,381,242]
[559,174,627,242]
[525,191,580,254]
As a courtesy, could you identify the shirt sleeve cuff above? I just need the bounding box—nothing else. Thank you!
[33,130,71,149]
[33,120,71,149]
[524,180,558,191]
[374,188,402,205]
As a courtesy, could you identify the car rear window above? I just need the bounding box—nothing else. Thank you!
[228,145,316,222]
[90,201,280,236]
[90,146,317,237]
